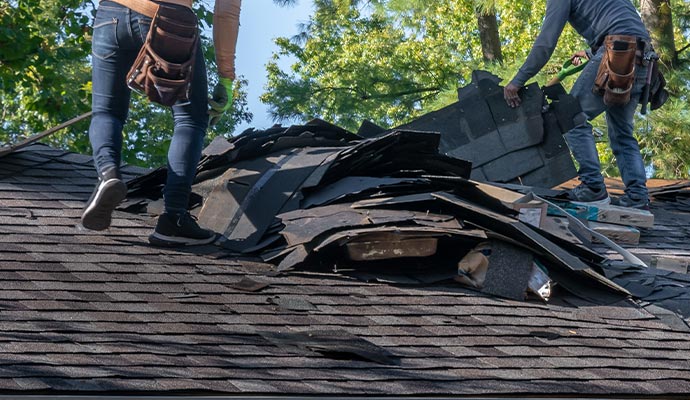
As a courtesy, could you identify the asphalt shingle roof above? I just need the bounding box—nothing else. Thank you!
[1,143,690,397]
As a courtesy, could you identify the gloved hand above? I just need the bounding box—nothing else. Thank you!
[208,77,234,126]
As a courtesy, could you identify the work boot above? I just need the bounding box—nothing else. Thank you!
[148,211,217,247]
[564,183,611,206]
[612,194,650,211]
[81,166,127,231]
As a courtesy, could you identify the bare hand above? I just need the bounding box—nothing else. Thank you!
[570,50,589,66]
[504,83,522,108]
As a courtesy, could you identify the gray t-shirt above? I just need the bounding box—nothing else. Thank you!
[512,0,650,87]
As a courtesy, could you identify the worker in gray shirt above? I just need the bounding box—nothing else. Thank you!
[504,0,652,210]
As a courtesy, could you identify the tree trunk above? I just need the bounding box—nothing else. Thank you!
[476,8,502,63]
[639,0,677,67]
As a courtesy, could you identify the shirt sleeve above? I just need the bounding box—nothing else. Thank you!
[213,0,241,80]
[511,0,570,87]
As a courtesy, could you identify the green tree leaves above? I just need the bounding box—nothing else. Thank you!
[1,0,92,145]
[265,0,690,178]
[263,0,587,132]
[3,0,690,176]
[263,0,481,131]
[0,0,251,168]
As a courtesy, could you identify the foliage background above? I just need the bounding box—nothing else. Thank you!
[0,0,251,168]
[1,0,689,178]
[263,0,690,178]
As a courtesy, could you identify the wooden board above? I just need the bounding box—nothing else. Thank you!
[548,202,654,228]
[542,215,640,245]
[653,256,690,274]
[588,221,640,245]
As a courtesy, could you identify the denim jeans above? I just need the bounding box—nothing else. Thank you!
[89,0,208,214]
[566,46,649,200]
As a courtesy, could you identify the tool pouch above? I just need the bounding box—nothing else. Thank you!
[593,35,637,107]
[649,60,669,111]
[126,3,199,107]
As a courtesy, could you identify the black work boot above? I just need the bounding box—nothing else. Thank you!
[565,183,611,206]
[148,212,217,247]
[81,166,127,231]
[612,194,651,211]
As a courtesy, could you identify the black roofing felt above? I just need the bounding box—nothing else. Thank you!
[397,70,579,188]
[2,143,690,397]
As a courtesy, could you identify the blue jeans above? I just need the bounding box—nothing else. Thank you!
[566,46,648,200]
[89,0,208,214]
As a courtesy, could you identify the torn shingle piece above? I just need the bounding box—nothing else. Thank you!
[350,192,437,209]
[301,176,430,208]
[357,119,387,138]
[201,148,339,252]
[277,245,310,272]
[231,278,269,293]
[277,206,468,248]
[276,222,486,273]
[202,136,236,157]
[260,330,399,366]
[268,295,317,311]
[320,130,471,185]
[645,287,689,302]
[480,147,545,182]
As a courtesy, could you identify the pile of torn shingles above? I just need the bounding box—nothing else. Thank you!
[123,71,690,332]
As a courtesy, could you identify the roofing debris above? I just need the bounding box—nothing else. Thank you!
[120,71,690,330]
[649,181,690,211]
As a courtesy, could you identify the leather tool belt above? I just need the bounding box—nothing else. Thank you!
[111,0,199,106]
[593,35,645,107]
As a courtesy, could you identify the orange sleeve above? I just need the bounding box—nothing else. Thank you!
[213,0,241,80]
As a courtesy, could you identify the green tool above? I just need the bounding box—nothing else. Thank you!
[546,58,588,87]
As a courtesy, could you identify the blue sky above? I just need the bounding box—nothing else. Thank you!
[234,0,313,133]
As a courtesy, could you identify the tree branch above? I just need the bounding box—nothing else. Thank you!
[311,85,442,101]
[361,86,442,100]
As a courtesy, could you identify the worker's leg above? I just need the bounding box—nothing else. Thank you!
[163,40,209,215]
[83,2,145,230]
[606,64,649,202]
[149,38,215,246]
[88,1,139,173]
[565,47,608,191]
